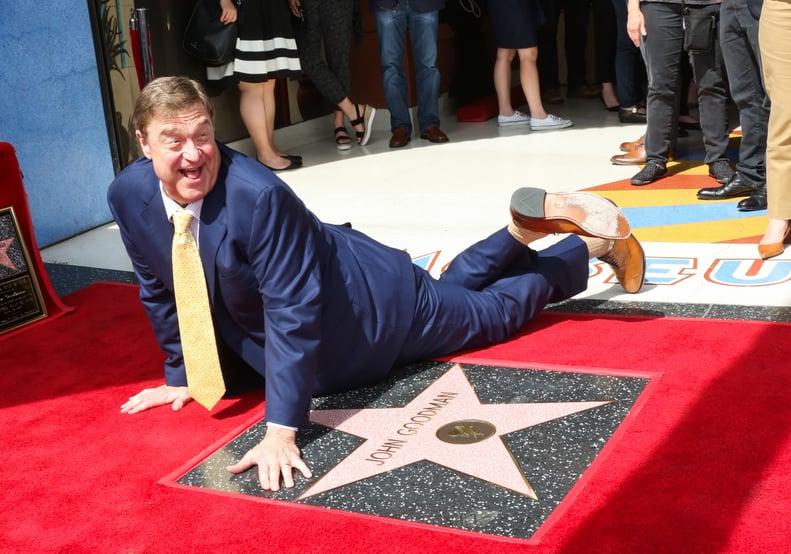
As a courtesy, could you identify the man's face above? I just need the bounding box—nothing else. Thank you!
[137,105,220,206]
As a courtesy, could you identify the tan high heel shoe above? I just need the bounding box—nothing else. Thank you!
[758,227,791,260]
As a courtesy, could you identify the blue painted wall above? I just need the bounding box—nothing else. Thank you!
[0,1,116,247]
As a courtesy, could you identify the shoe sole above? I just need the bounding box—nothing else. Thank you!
[498,120,531,127]
[697,191,752,200]
[611,157,646,166]
[510,187,631,240]
[530,122,574,131]
[359,107,376,147]
[419,134,449,143]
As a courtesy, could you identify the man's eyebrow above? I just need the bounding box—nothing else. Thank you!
[156,117,212,139]
[157,126,179,136]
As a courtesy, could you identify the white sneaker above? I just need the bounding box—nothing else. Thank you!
[497,110,531,127]
[530,114,573,131]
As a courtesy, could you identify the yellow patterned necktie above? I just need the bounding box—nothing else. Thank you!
[171,210,225,410]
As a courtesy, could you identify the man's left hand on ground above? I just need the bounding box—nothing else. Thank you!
[226,426,313,491]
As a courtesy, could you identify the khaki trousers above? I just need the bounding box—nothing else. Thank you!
[760,0,791,218]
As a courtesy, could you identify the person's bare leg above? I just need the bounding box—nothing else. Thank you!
[494,48,516,116]
[260,80,289,159]
[518,47,547,119]
[601,81,620,109]
[238,81,289,169]
[336,98,362,138]
[760,218,790,245]
[332,104,352,149]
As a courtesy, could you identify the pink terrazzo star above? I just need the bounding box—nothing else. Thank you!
[300,364,612,500]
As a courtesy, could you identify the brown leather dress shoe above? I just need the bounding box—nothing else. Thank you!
[620,135,645,152]
[510,187,631,240]
[599,234,646,293]
[419,126,449,143]
[610,144,646,165]
[543,88,564,104]
[567,84,601,98]
[389,127,411,148]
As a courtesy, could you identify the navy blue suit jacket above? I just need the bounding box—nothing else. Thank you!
[108,143,417,427]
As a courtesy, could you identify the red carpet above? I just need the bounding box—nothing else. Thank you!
[1,283,789,553]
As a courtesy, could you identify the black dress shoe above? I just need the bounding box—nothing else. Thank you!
[619,106,647,124]
[737,188,768,211]
[697,173,755,200]
[631,161,667,185]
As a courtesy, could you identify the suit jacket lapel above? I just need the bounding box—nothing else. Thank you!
[199,156,229,300]
[138,176,176,286]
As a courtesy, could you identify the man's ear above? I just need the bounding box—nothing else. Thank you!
[136,130,152,159]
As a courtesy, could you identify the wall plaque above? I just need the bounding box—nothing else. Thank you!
[0,206,47,334]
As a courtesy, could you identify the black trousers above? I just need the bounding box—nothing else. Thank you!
[720,0,769,186]
[642,2,729,165]
[294,0,354,106]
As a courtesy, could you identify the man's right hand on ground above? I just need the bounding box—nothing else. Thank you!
[121,384,192,414]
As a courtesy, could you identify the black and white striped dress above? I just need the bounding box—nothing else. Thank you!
[207,0,302,83]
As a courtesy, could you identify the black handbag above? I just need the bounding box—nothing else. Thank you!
[183,0,241,66]
[682,2,716,53]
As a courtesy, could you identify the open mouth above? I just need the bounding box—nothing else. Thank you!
[182,167,202,180]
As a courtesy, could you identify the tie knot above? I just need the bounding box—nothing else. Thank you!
[173,210,193,234]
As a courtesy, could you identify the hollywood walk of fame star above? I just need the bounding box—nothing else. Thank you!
[0,237,17,271]
[298,364,612,500]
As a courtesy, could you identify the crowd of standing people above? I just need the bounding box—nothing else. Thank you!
[201,0,787,259]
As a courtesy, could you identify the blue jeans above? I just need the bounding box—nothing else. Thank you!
[374,3,441,134]
[611,0,645,108]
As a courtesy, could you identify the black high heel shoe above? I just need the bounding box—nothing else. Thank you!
[600,95,620,112]
[261,156,303,172]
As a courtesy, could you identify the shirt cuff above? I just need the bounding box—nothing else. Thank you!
[267,421,298,431]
